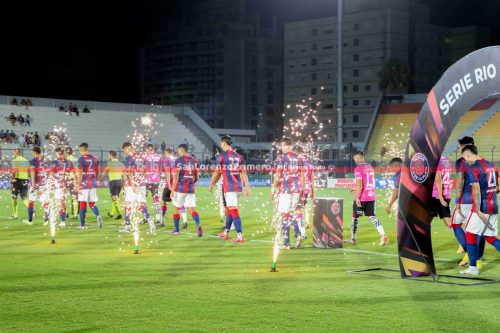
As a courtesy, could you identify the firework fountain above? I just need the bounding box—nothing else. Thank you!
[270,95,326,272]
[126,113,159,254]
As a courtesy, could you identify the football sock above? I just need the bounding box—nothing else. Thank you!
[11,199,18,217]
[191,211,201,226]
[466,232,478,267]
[173,213,180,232]
[89,202,99,217]
[230,209,241,233]
[451,224,467,251]
[369,216,385,236]
[351,215,359,240]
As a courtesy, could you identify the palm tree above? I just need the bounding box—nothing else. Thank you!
[378,58,411,94]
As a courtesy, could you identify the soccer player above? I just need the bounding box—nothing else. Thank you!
[208,135,251,242]
[160,147,175,227]
[346,151,388,246]
[385,157,402,215]
[121,142,151,233]
[99,151,124,219]
[170,143,203,236]
[460,145,500,276]
[431,156,453,227]
[24,146,49,225]
[271,137,305,249]
[65,147,79,219]
[49,147,75,227]
[143,144,163,224]
[10,148,30,220]
[294,145,315,238]
[75,143,103,230]
[451,136,485,266]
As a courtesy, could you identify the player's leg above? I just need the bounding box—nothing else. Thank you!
[186,195,202,237]
[10,182,19,219]
[461,212,487,275]
[138,186,151,224]
[160,187,170,227]
[225,192,243,242]
[120,187,133,232]
[278,194,292,249]
[452,204,471,265]
[366,201,388,246]
[151,184,161,224]
[171,192,183,234]
[220,207,233,239]
[345,200,360,244]
[57,190,67,227]
[180,206,188,228]
[108,181,116,217]
[78,200,87,229]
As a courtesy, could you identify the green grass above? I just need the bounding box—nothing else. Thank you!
[0,188,499,332]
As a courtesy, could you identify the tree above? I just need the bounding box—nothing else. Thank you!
[378,58,411,94]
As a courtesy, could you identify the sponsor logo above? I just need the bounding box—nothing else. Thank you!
[331,201,341,215]
[410,153,430,183]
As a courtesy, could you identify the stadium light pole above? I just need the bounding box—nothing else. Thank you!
[337,0,344,147]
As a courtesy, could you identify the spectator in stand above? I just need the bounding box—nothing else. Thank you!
[17,114,25,126]
[20,99,27,106]
[25,133,32,146]
[59,103,65,112]
[83,105,90,113]
[161,141,166,152]
[73,104,79,116]
[0,129,4,142]
[18,134,25,148]
[11,98,18,106]
[26,99,32,106]
[9,113,16,126]
[34,132,40,146]
[25,114,31,126]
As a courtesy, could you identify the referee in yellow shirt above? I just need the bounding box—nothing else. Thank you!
[99,151,124,219]
[10,148,30,219]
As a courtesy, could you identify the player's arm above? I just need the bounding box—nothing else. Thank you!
[194,165,199,183]
[11,162,17,182]
[310,170,316,200]
[271,169,281,201]
[471,182,487,222]
[455,171,464,205]
[241,167,251,197]
[30,164,36,190]
[76,167,83,191]
[435,171,448,207]
[386,187,398,215]
[355,178,362,207]
[208,169,221,192]
[99,164,109,181]
[171,169,180,195]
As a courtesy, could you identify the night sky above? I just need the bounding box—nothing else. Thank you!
[0,0,498,103]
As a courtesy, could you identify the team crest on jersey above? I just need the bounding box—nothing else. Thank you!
[410,153,429,184]
[331,201,341,215]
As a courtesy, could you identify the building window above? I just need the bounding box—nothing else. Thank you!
[267,107,274,116]
[311,43,317,51]
[343,85,348,93]
[353,53,359,62]
[353,130,359,138]
[343,132,347,139]
[353,23,360,31]
[251,81,258,91]
[353,38,359,46]
[353,100,359,106]
[323,104,334,109]
[324,29,334,34]
[353,84,359,92]
[311,87,317,95]
[353,115,359,123]
[311,73,317,80]
[364,85,371,92]
[353,69,359,77]
[217,80,224,89]
[267,81,274,90]
[267,95,274,103]
[364,99,371,106]
[251,107,259,116]
[217,92,224,102]
[312,28,317,36]
[251,94,258,104]
[265,68,274,78]
[311,58,317,66]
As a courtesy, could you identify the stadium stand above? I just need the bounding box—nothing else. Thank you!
[366,98,499,163]
[0,102,212,158]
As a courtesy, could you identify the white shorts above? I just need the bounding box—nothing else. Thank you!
[54,188,67,201]
[465,212,498,237]
[29,186,49,203]
[451,204,473,225]
[78,188,99,202]
[124,186,147,203]
[173,192,196,208]
[277,193,300,214]
[224,192,240,207]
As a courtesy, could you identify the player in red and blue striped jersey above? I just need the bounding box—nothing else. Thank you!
[144,144,163,224]
[24,146,49,225]
[208,135,251,242]
[49,147,75,227]
[451,136,485,266]
[460,145,500,276]
[386,157,402,215]
[294,145,315,239]
[160,147,175,226]
[120,142,151,233]
[271,137,305,249]
[170,144,202,236]
[76,143,103,229]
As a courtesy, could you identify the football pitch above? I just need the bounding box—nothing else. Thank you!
[1,187,499,332]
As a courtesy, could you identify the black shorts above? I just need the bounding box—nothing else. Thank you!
[109,180,122,197]
[162,187,172,202]
[11,178,29,199]
[431,198,451,219]
[146,183,159,197]
[67,180,78,197]
[353,200,375,217]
